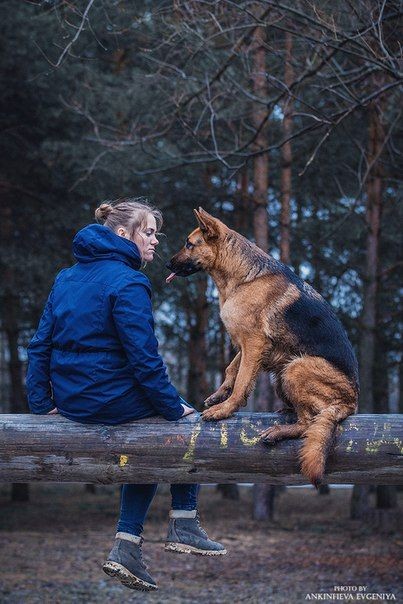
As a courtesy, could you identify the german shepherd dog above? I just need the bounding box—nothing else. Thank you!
[166,208,359,486]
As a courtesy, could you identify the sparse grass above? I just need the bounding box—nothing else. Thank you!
[0,484,401,603]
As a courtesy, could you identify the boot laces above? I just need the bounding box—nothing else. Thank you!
[195,512,208,538]
[130,536,148,570]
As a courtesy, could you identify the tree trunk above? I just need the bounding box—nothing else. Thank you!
[280,30,294,265]
[235,166,250,235]
[1,199,30,503]
[216,484,240,500]
[186,275,210,407]
[216,320,240,500]
[250,23,276,520]
[373,311,397,515]
[3,292,30,503]
[376,486,397,509]
[318,484,330,495]
[311,199,332,498]
[351,100,384,520]
[253,482,276,521]
[251,23,269,253]
[351,485,371,519]
[359,101,384,412]
[0,329,9,413]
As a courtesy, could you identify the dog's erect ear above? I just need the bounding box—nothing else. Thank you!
[193,207,219,240]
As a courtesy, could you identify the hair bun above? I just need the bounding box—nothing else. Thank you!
[95,203,113,224]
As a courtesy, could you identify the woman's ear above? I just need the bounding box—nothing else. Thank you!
[117,227,128,239]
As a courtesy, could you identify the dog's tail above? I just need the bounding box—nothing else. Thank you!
[299,405,348,488]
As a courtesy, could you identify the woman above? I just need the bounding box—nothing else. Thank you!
[26,198,226,592]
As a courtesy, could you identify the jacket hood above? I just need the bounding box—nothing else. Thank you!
[73,224,142,269]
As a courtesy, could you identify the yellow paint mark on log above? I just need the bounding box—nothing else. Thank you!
[183,423,202,463]
[119,455,129,467]
[220,424,228,448]
[365,438,403,454]
[240,427,260,446]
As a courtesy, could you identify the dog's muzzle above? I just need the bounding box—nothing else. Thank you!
[165,260,202,282]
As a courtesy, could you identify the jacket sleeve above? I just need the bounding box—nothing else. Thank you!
[26,289,56,415]
[112,279,185,421]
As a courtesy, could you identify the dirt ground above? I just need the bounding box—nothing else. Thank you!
[0,484,401,604]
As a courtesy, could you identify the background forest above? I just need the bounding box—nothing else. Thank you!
[0,0,402,525]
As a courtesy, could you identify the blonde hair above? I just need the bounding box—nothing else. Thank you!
[94,197,163,238]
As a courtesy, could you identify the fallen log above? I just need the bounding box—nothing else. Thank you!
[0,413,402,485]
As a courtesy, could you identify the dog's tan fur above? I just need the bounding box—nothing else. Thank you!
[168,209,358,485]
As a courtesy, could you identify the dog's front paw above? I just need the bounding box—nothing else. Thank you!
[201,402,234,421]
[204,388,232,408]
[259,426,280,445]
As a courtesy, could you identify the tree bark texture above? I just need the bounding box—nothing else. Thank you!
[251,24,269,253]
[1,203,30,502]
[352,100,385,520]
[350,484,371,520]
[359,102,385,413]
[280,30,294,265]
[373,312,397,512]
[186,275,210,407]
[251,22,274,520]
[235,167,250,235]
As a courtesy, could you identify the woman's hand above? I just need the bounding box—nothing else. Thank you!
[181,404,195,417]
[47,408,59,415]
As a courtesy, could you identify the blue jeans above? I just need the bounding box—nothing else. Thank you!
[117,484,200,537]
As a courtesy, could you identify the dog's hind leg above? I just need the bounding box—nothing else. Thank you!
[273,375,295,414]
[260,373,308,442]
[275,356,358,486]
[204,352,241,408]
[202,341,264,420]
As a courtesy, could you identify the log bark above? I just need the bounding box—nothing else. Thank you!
[0,413,401,485]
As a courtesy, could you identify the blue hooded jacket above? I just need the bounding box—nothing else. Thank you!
[26,224,186,424]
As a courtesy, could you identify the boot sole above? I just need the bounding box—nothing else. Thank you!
[102,561,157,591]
[164,542,227,556]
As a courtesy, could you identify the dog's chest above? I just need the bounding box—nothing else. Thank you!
[219,297,252,339]
[219,299,238,334]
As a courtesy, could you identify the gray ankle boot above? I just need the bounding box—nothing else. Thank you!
[103,533,157,591]
[165,510,227,556]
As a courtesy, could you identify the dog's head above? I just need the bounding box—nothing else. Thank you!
[166,208,228,282]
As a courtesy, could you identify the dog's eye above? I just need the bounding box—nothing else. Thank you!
[185,241,194,250]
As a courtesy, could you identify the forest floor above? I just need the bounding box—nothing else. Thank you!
[0,484,401,604]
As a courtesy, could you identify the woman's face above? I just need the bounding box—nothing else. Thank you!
[134,214,159,262]
[133,214,159,262]
[118,214,159,262]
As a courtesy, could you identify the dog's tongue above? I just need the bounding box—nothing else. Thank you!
[165,272,177,284]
